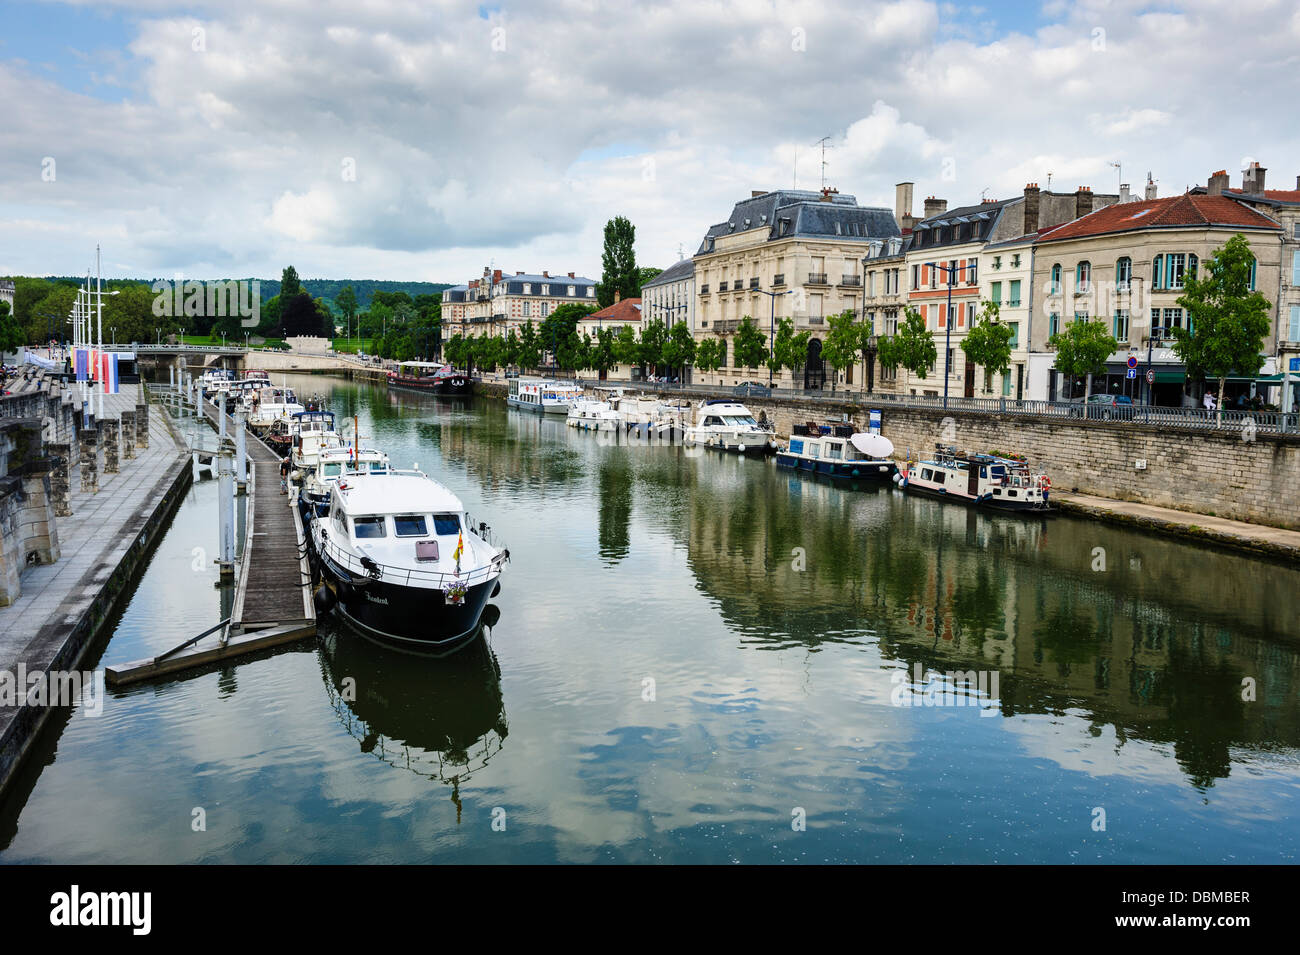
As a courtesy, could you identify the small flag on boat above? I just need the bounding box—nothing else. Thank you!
[453,530,464,563]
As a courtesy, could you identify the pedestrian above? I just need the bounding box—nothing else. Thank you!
[1202,390,1217,411]
[280,455,290,494]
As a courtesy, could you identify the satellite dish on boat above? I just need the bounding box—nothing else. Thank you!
[850,433,894,458]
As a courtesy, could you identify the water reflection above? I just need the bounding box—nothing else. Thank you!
[317,620,508,805]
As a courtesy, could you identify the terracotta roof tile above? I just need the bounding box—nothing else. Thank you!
[1038,194,1280,243]
[1226,187,1300,204]
[583,298,642,322]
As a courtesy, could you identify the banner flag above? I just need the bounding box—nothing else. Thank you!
[101,352,120,394]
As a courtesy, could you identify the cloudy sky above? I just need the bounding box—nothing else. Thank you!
[2,0,1298,284]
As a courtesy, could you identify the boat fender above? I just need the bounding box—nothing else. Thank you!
[313,584,336,613]
[336,578,354,601]
[491,581,501,598]
[737,443,746,453]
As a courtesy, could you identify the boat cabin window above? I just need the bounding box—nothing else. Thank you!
[432,513,461,535]
[722,415,757,426]
[704,416,723,426]
[393,515,428,537]
[920,467,934,480]
[826,443,842,460]
[352,516,387,539]
[331,504,347,535]
[322,463,341,478]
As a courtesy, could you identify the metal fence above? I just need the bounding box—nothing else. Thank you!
[551,377,1300,435]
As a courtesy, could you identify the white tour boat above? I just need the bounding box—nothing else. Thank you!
[507,377,583,414]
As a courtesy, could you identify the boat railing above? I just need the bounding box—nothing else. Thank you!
[318,530,508,589]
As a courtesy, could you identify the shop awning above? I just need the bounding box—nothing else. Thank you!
[1153,370,1186,383]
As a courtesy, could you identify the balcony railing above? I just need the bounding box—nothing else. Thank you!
[807,273,828,285]
[773,273,785,286]
[714,319,740,333]
[840,274,862,287]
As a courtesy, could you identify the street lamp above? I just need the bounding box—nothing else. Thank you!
[925,262,958,409]
[755,288,794,387]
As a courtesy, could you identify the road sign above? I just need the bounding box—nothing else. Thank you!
[1290,357,1300,372]
[1127,355,1138,369]
[1126,368,1136,379]
[1145,369,1155,385]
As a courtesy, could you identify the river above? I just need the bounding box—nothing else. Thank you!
[2,372,1297,863]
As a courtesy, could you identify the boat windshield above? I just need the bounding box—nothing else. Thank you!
[722,415,757,426]
[393,515,428,537]
[433,513,461,535]
[352,516,387,539]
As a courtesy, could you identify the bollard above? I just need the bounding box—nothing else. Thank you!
[217,439,236,578]
[169,365,175,389]
[235,409,247,493]
[218,392,227,440]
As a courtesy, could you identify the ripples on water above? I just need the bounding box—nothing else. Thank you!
[2,374,1298,864]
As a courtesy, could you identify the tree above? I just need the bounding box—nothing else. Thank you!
[280,265,302,302]
[1172,233,1273,417]
[613,324,639,368]
[590,326,617,375]
[877,306,937,380]
[961,301,1015,394]
[767,316,811,381]
[1050,318,1117,400]
[638,317,668,377]
[636,266,663,293]
[281,291,326,337]
[821,309,863,392]
[660,321,696,380]
[597,216,638,308]
[518,320,541,371]
[0,300,24,352]
[337,285,358,337]
[732,316,767,369]
[695,337,721,373]
[504,329,521,369]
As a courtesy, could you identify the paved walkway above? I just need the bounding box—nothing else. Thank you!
[0,385,188,676]
[1054,491,1300,562]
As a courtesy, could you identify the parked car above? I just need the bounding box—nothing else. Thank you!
[1068,393,1135,420]
[733,381,773,398]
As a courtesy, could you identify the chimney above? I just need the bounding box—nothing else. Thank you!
[614,290,621,304]
[895,182,914,227]
[1207,170,1229,196]
[542,270,549,278]
[1145,174,1158,200]
[567,272,575,278]
[492,269,502,283]
[1075,185,1094,219]
[1119,183,1131,203]
[1023,183,1041,234]
[1244,162,1267,194]
[752,190,766,198]
[923,196,947,218]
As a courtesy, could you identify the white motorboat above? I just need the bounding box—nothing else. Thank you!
[507,377,583,414]
[310,470,508,650]
[683,399,777,455]
[566,397,622,431]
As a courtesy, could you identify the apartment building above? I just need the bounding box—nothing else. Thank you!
[692,187,900,389]
[1032,191,1283,404]
[639,258,695,336]
[441,267,597,341]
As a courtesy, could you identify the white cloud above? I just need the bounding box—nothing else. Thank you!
[1,0,1298,280]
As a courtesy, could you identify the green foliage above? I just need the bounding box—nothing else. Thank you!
[661,321,696,377]
[280,265,302,301]
[637,317,668,372]
[597,216,638,308]
[590,327,617,373]
[636,266,663,292]
[877,306,937,379]
[0,300,23,351]
[961,301,1015,389]
[518,321,541,370]
[1172,233,1272,393]
[732,316,767,369]
[821,310,864,387]
[1050,318,1117,385]
[767,316,811,376]
[695,337,722,373]
[613,324,639,367]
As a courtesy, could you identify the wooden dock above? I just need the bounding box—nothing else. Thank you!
[106,400,315,686]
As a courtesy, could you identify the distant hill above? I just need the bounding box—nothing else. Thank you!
[27,276,452,311]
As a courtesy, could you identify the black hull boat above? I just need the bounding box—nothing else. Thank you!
[316,548,498,651]
[388,362,472,397]
[307,469,508,653]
